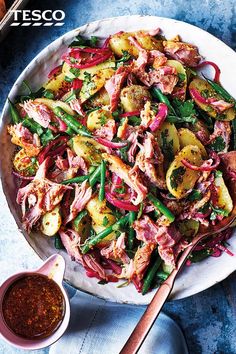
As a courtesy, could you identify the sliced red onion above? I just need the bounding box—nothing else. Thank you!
[181,152,220,172]
[72,78,83,90]
[95,137,128,149]
[189,88,209,104]
[216,244,234,256]
[149,103,168,132]
[12,171,35,180]
[47,65,62,78]
[105,191,139,212]
[105,259,122,275]
[196,61,221,82]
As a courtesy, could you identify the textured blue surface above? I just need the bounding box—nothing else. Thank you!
[0,1,236,353]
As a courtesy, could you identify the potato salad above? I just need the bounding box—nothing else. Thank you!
[8,28,236,294]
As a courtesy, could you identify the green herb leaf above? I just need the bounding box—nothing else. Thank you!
[210,205,229,220]
[178,73,186,82]
[161,129,174,162]
[102,216,109,226]
[188,189,202,201]
[209,136,226,152]
[43,89,54,99]
[170,166,186,190]
[64,76,74,83]
[171,99,197,124]
[69,67,81,77]
[41,129,55,146]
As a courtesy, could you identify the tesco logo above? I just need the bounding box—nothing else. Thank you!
[10,10,65,27]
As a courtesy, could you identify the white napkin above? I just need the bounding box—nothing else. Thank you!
[50,290,188,354]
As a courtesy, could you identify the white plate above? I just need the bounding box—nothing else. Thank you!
[0,16,236,305]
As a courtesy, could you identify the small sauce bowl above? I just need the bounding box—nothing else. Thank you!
[0,254,70,350]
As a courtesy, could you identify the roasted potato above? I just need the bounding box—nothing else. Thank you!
[88,87,110,107]
[189,77,235,121]
[166,145,202,199]
[87,108,114,131]
[35,98,75,115]
[120,85,151,112]
[178,128,207,158]
[41,206,62,236]
[156,122,180,163]
[79,68,115,102]
[71,136,107,165]
[13,149,35,174]
[72,212,91,243]
[86,195,116,244]
[214,173,233,214]
[109,30,163,57]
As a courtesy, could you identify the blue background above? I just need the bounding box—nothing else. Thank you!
[0,1,236,353]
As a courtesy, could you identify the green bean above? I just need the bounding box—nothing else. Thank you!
[128,211,137,250]
[142,253,162,295]
[54,234,65,249]
[81,215,129,254]
[98,160,106,201]
[8,99,21,124]
[151,87,176,115]
[65,126,75,136]
[205,78,236,106]
[73,210,88,229]
[147,193,175,222]
[53,107,92,137]
[22,117,44,136]
[61,175,89,185]
[89,164,102,187]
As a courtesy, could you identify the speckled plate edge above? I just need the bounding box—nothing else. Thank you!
[0,15,236,305]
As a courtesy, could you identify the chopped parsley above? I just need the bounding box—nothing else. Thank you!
[64,75,74,82]
[209,136,226,152]
[178,73,186,82]
[210,205,229,221]
[43,89,54,99]
[69,67,81,77]
[215,170,223,178]
[169,99,197,124]
[69,35,98,48]
[170,166,186,190]
[128,115,141,126]
[161,129,174,162]
[116,50,131,67]
[188,189,202,201]
[99,114,107,126]
[102,216,109,226]
[41,129,55,146]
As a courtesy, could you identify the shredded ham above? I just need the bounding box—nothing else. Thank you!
[20,100,52,128]
[8,123,41,157]
[100,233,130,264]
[105,66,129,111]
[133,215,186,266]
[59,228,83,263]
[69,98,85,116]
[102,153,147,205]
[94,119,117,141]
[163,40,201,67]
[134,243,155,280]
[64,180,92,224]
[17,157,70,232]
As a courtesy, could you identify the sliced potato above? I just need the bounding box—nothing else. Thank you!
[109,30,163,57]
[87,108,114,131]
[72,212,91,243]
[89,87,110,107]
[13,149,34,173]
[167,59,187,100]
[71,136,107,165]
[79,68,115,103]
[64,59,115,81]
[35,98,75,115]
[41,206,61,236]
[178,128,207,158]
[156,122,180,163]
[86,195,116,244]
[43,72,66,92]
[214,174,233,214]
[120,85,151,112]
[166,145,202,199]
[189,77,235,121]
[178,219,199,238]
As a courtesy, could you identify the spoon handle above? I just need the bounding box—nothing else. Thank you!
[120,240,201,354]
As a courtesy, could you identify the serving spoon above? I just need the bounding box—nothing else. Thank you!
[120,156,236,354]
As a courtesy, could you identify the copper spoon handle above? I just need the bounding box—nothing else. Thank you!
[120,239,201,354]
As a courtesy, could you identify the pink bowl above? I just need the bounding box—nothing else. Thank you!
[0,254,71,350]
